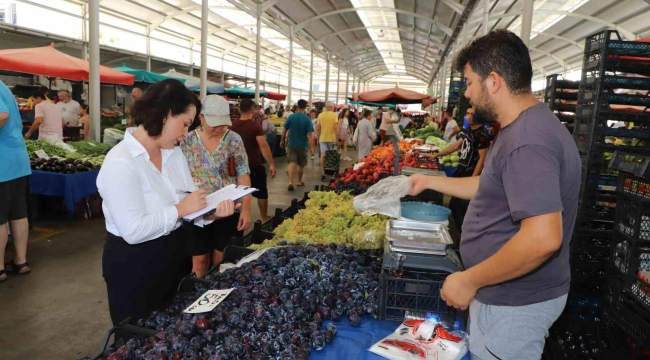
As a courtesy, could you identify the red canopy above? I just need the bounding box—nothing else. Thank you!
[353,86,437,106]
[265,92,286,100]
[0,44,135,85]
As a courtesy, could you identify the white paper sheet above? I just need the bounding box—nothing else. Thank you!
[182,184,257,221]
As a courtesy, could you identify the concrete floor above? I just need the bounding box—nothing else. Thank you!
[0,154,362,360]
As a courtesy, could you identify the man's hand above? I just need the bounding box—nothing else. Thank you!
[280,140,285,148]
[409,174,431,196]
[269,164,277,178]
[440,271,479,311]
[24,132,32,140]
[237,210,252,231]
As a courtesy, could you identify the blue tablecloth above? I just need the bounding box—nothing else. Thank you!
[312,318,470,360]
[441,165,458,178]
[30,170,100,214]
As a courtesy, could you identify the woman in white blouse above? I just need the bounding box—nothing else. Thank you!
[97,80,238,325]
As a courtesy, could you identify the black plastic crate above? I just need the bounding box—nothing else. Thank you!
[609,150,650,179]
[93,323,156,360]
[378,269,453,322]
[631,266,650,312]
[610,233,633,278]
[614,191,650,242]
[607,291,650,345]
[237,222,274,247]
[585,30,650,57]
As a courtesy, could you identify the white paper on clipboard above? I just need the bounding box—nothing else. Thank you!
[182,184,257,221]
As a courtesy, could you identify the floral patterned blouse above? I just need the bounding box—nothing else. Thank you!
[180,129,250,195]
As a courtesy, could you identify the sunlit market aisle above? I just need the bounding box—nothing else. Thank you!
[0,154,360,360]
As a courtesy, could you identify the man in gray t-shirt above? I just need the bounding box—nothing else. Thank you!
[410,29,580,360]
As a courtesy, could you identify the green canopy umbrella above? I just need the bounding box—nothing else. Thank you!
[224,86,268,99]
[348,100,396,109]
[113,65,186,84]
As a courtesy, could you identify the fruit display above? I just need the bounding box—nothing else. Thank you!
[250,191,388,250]
[403,151,440,170]
[30,157,99,174]
[97,243,382,360]
[67,140,112,157]
[409,124,441,140]
[25,139,68,159]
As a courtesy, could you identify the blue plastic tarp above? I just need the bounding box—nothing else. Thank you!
[159,70,225,94]
[113,65,187,84]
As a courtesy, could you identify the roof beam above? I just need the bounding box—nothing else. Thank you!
[529,48,567,70]
[366,71,429,84]
[349,55,435,71]
[337,40,441,60]
[441,0,466,15]
[313,26,444,48]
[357,64,430,79]
[294,7,453,36]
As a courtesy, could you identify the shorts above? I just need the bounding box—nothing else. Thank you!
[339,127,349,141]
[0,176,29,224]
[319,142,336,153]
[468,295,567,360]
[249,165,268,199]
[379,129,387,142]
[186,213,242,255]
[287,147,308,167]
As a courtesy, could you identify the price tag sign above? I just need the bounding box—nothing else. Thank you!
[183,288,234,314]
[121,118,127,125]
[34,150,49,159]
[88,142,96,147]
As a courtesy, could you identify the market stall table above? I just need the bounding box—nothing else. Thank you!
[30,170,100,214]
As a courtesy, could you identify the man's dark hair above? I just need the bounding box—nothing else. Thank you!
[454,29,532,95]
[38,85,49,94]
[80,103,89,112]
[362,109,373,118]
[467,105,473,109]
[130,79,197,137]
[297,99,308,109]
[189,95,202,132]
[396,109,401,114]
[239,99,256,113]
[30,90,46,100]
[444,108,453,117]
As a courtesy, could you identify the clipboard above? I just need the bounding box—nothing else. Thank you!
[182,184,257,222]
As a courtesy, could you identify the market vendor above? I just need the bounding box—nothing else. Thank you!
[379,107,399,144]
[24,90,64,143]
[409,29,580,360]
[97,80,239,325]
[57,90,80,127]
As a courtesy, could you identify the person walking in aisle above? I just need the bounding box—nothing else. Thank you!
[315,101,339,181]
[356,109,377,159]
[181,95,252,276]
[338,108,352,161]
[230,99,276,222]
[79,104,90,139]
[379,107,399,144]
[409,30,580,360]
[57,90,80,127]
[24,90,64,143]
[442,108,460,142]
[97,80,239,325]
[281,99,315,191]
[309,109,319,160]
[0,81,32,282]
[425,105,490,230]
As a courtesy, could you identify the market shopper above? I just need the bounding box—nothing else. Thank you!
[409,29,580,360]
[24,90,64,143]
[356,109,377,159]
[57,90,80,127]
[281,99,315,191]
[79,104,90,139]
[127,87,143,128]
[0,80,32,282]
[379,107,398,144]
[442,108,460,142]
[309,109,318,160]
[97,79,239,325]
[181,95,252,276]
[315,101,339,180]
[230,99,276,222]
[338,108,352,161]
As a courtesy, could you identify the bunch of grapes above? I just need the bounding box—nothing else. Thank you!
[250,191,388,250]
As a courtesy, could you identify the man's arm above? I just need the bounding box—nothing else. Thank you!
[307,132,315,155]
[25,117,43,139]
[256,135,276,178]
[236,173,252,231]
[441,212,563,310]
[409,173,479,200]
[450,125,460,139]
[0,112,9,129]
[280,128,288,147]
[472,148,488,176]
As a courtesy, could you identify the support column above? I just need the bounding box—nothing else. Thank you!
[81,4,88,60]
[200,0,208,98]
[254,3,262,103]
[335,61,340,106]
[520,0,534,46]
[344,69,349,106]
[308,44,314,108]
[146,33,151,72]
[89,0,100,141]
[325,53,330,103]
[482,0,490,36]
[221,56,225,84]
[438,62,447,119]
[357,77,361,95]
[189,41,194,76]
[288,25,293,106]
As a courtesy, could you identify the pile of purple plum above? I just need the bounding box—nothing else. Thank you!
[94,243,383,359]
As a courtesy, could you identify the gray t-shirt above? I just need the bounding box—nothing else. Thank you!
[460,103,581,306]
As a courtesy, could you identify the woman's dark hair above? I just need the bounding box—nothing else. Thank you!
[30,90,46,100]
[338,109,349,120]
[362,109,373,118]
[188,95,202,132]
[454,29,532,95]
[80,104,89,113]
[130,79,197,137]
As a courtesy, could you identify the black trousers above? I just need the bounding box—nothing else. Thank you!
[449,196,471,233]
[102,228,190,325]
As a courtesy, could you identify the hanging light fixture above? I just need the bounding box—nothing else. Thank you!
[378,29,385,38]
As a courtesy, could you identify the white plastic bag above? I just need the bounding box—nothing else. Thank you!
[353,175,412,218]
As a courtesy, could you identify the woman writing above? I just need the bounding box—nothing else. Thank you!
[78,104,90,139]
[181,95,252,277]
[97,80,238,325]
[357,109,377,158]
[337,108,352,161]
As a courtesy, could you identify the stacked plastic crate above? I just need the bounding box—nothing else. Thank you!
[579,29,650,357]
[447,69,465,110]
[544,74,579,133]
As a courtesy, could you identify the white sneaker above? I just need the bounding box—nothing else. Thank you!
[343,157,352,161]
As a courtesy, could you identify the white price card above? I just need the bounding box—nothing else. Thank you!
[34,150,49,159]
[183,288,234,314]
[121,118,127,125]
[88,142,96,147]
